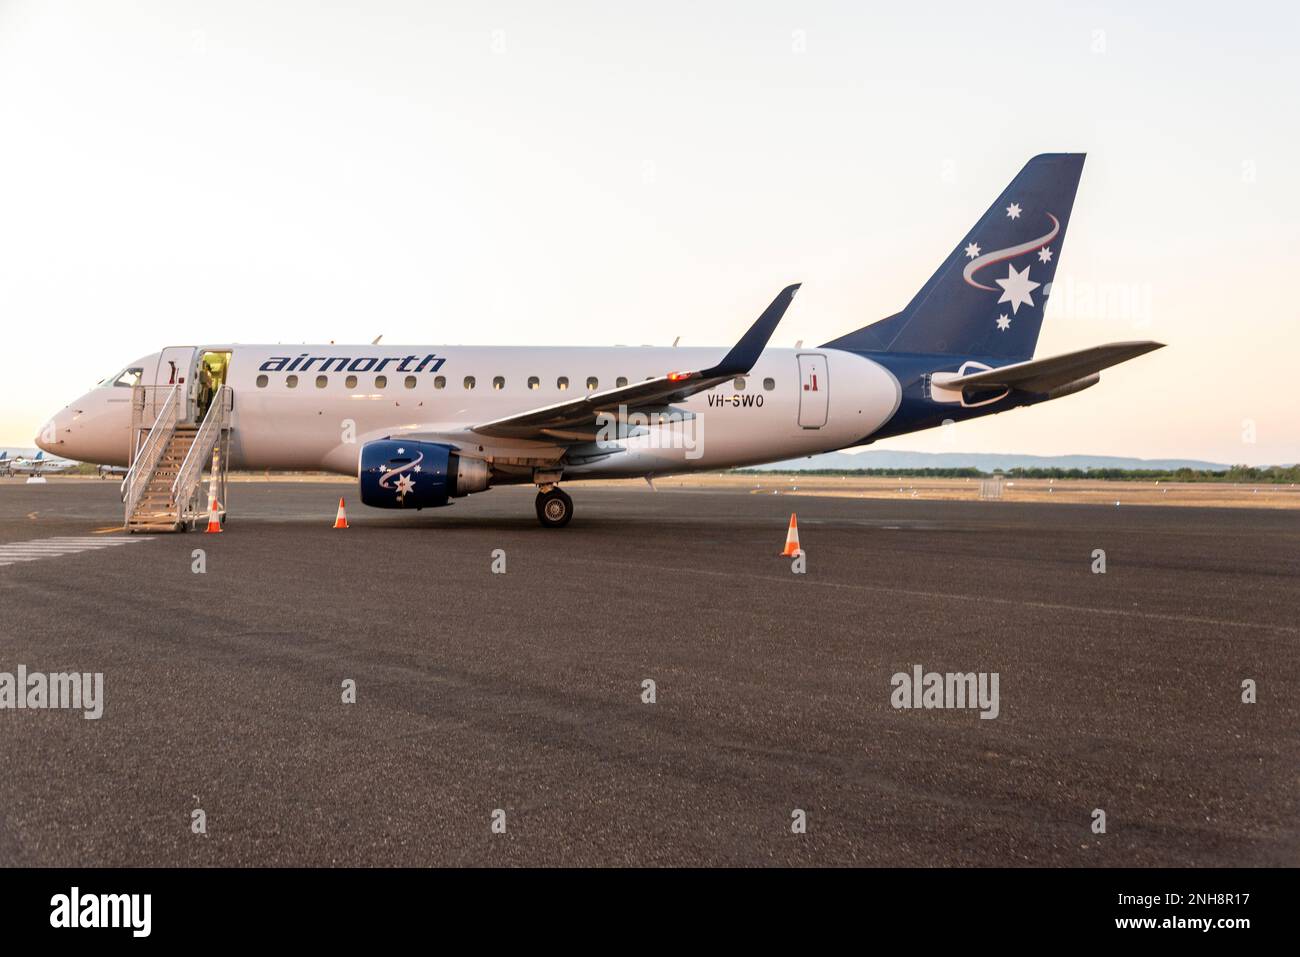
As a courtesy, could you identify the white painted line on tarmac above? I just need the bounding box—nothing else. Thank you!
[0,536,151,567]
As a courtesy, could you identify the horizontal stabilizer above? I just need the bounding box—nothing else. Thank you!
[944,341,1164,393]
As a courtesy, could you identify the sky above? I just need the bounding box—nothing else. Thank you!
[1,0,1296,464]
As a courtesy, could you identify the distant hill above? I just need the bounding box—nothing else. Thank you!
[747,450,1233,472]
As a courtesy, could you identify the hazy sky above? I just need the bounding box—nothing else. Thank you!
[1,1,1295,463]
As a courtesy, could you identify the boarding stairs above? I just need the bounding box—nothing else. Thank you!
[122,384,233,532]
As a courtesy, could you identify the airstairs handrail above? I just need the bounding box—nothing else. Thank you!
[121,383,182,521]
[171,385,232,521]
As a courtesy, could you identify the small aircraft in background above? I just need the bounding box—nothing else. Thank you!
[2,451,77,478]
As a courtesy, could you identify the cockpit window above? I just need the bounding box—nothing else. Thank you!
[100,367,143,388]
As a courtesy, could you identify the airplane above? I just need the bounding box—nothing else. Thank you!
[3,451,76,477]
[36,154,1163,527]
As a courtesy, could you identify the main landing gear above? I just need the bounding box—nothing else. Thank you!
[535,486,573,528]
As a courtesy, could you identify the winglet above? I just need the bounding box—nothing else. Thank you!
[700,283,800,378]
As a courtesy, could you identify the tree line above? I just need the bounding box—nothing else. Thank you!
[733,465,1300,483]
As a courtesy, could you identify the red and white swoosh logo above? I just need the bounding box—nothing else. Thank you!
[378,451,424,490]
[963,213,1059,291]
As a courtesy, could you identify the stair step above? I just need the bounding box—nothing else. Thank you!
[124,416,224,532]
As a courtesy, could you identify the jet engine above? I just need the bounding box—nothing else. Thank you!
[359,439,490,509]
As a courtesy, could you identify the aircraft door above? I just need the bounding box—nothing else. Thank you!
[195,350,232,421]
[155,346,196,421]
[796,353,829,428]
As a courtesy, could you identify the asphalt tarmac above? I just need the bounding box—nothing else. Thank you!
[0,479,1295,866]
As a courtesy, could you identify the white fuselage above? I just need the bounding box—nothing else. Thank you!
[38,343,903,480]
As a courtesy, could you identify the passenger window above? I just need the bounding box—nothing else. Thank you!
[375,375,387,388]
[557,376,569,390]
[734,377,746,390]
[586,377,598,391]
[528,376,539,390]
[434,376,446,389]
[286,375,299,388]
[492,376,505,390]
[616,376,628,388]
[404,375,417,389]
[763,377,775,390]
[256,374,268,388]
[464,376,476,389]
[316,375,328,389]
[345,375,357,389]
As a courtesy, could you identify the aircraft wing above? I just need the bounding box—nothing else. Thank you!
[470,284,800,442]
[944,341,1165,393]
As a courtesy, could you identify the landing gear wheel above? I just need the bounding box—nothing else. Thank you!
[535,488,573,528]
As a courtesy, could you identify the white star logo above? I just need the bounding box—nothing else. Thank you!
[964,242,981,259]
[1037,246,1053,264]
[395,474,415,500]
[397,447,405,454]
[1006,202,1021,219]
[994,263,1040,314]
[996,314,1011,331]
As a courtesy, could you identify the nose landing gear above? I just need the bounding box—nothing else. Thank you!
[535,486,573,528]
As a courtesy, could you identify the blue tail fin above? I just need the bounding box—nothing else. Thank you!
[823,153,1085,360]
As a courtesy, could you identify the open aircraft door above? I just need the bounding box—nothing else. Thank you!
[796,353,829,428]
[154,346,196,421]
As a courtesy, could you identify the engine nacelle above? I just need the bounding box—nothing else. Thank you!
[359,439,489,509]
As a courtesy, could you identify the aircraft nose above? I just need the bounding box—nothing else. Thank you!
[36,399,86,453]
[35,392,132,466]
[34,412,67,453]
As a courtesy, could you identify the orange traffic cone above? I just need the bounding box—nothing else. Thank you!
[780,512,802,556]
[333,497,349,529]
[204,496,222,534]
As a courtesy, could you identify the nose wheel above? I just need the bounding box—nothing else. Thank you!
[535,487,573,528]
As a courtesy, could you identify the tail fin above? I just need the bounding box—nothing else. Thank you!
[823,153,1085,360]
